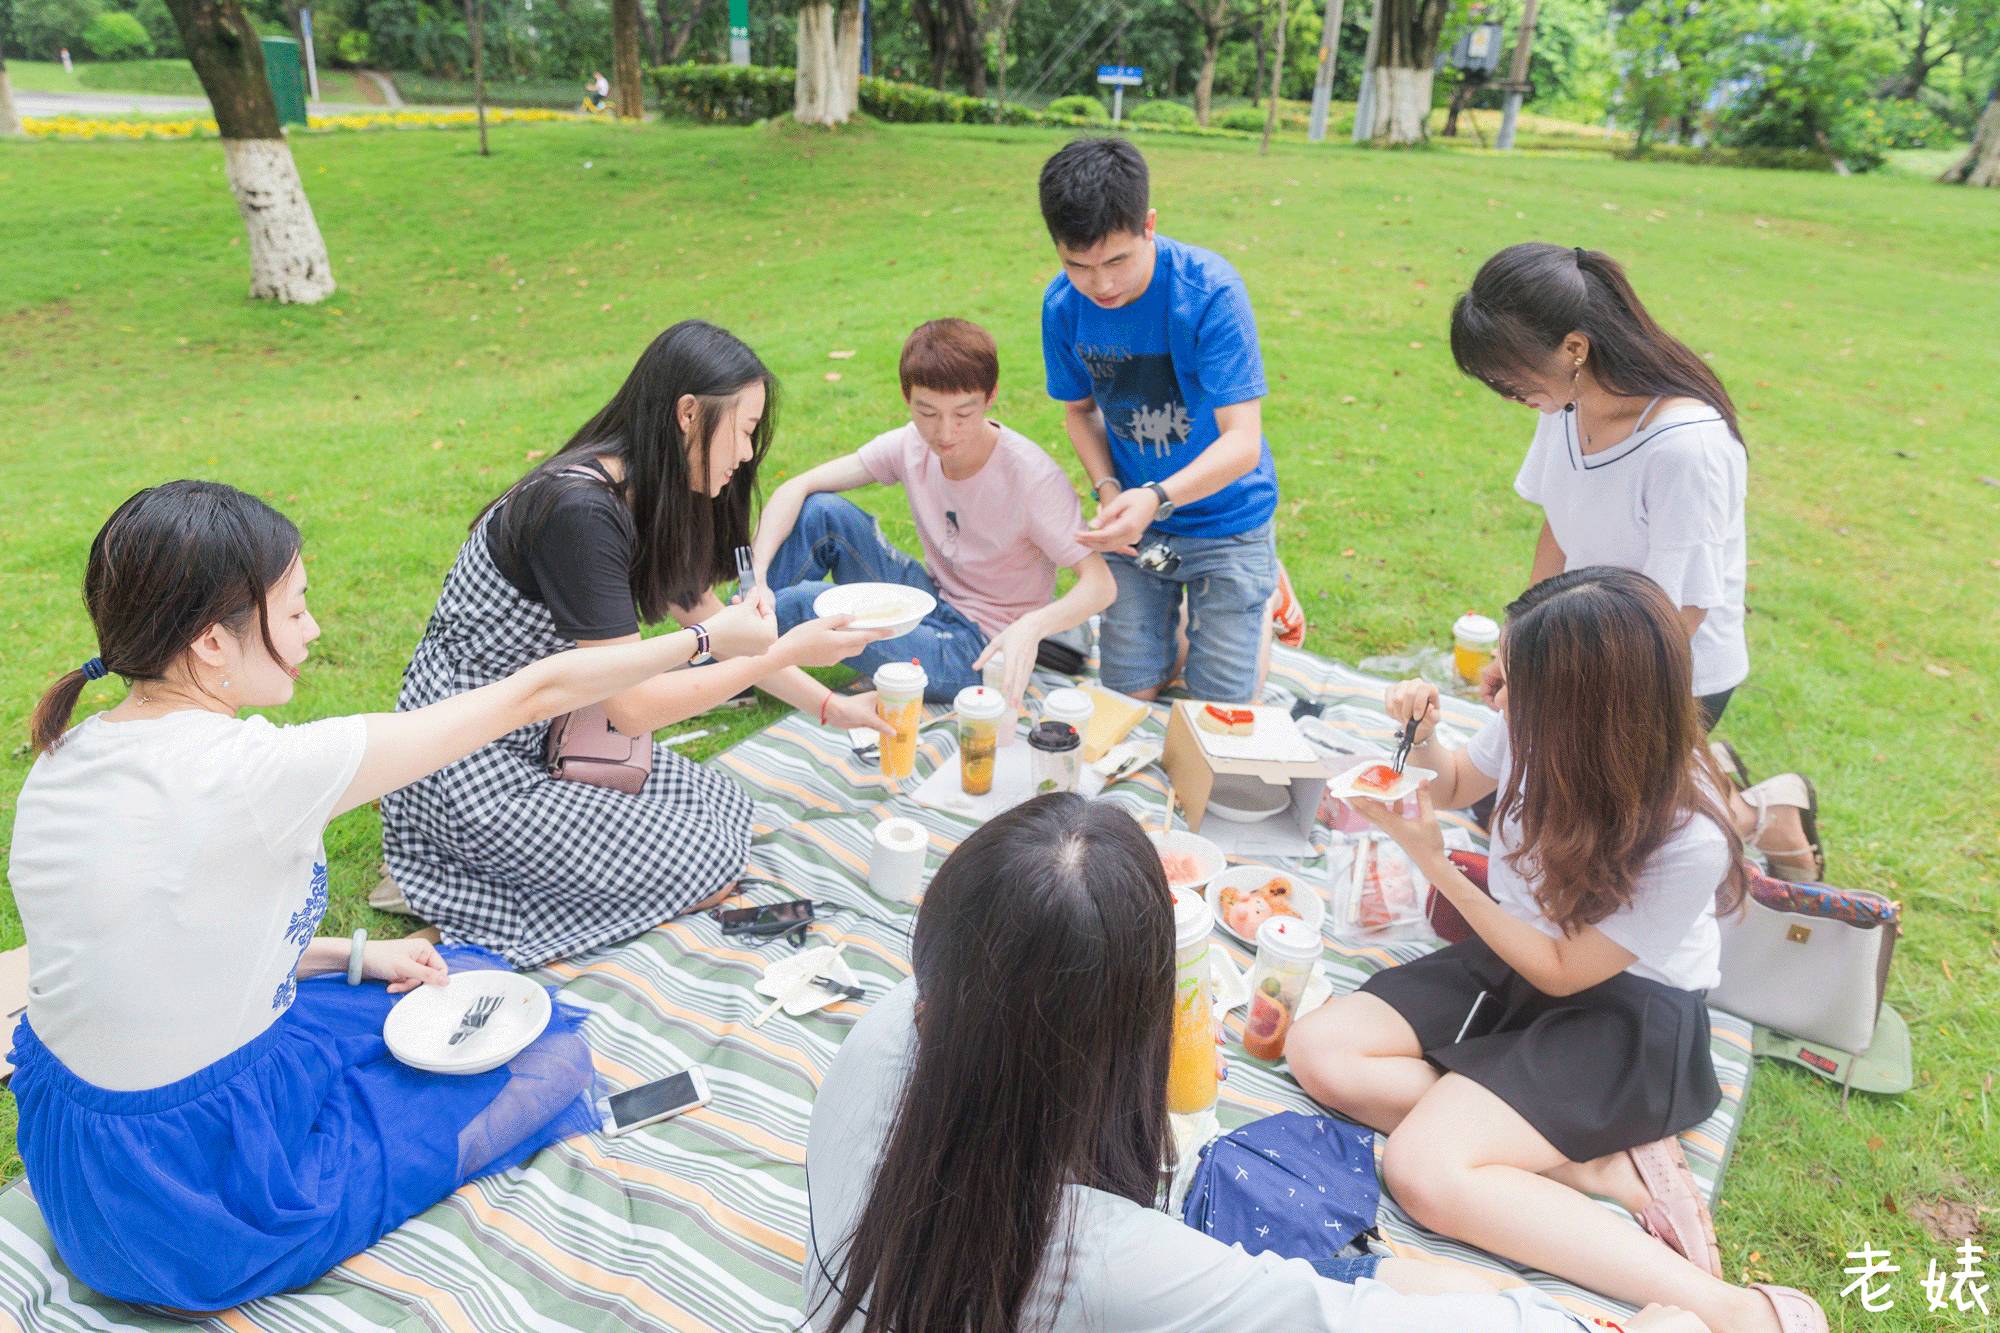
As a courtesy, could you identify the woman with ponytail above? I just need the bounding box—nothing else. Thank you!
[1450,243,1824,882]
[7,480,789,1311]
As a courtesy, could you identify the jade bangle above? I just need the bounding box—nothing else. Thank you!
[346,928,368,986]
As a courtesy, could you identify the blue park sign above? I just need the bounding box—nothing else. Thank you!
[1096,66,1144,87]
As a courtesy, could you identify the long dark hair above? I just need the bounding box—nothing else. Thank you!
[1495,567,1747,933]
[821,794,1177,1332]
[479,320,777,621]
[1450,243,1743,445]
[30,481,301,754]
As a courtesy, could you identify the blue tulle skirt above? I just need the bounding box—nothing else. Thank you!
[8,946,600,1312]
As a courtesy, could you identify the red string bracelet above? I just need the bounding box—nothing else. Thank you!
[819,691,834,726]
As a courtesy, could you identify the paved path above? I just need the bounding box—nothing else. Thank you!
[18,90,386,117]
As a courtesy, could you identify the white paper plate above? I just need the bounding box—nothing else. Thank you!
[1325,760,1437,804]
[755,945,864,1018]
[1149,829,1226,892]
[1205,864,1325,944]
[384,969,552,1076]
[1203,772,1293,824]
[812,583,937,638]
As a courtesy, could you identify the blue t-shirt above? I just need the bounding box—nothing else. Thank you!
[1041,234,1278,539]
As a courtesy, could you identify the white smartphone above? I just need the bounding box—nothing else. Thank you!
[603,1068,710,1138]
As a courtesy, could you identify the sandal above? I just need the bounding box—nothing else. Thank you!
[1750,1284,1828,1332]
[1626,1138,1722,1278]
[1708,739,1751,792]
[1742,773,1826,882]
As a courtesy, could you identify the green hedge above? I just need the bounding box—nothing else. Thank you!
[646,62,1260,143]
[1128,99,1197,127]
[1046,94,1108,122]
[1618,143,1840,173]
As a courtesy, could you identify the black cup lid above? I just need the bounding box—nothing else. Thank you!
[1027,720,1080,753]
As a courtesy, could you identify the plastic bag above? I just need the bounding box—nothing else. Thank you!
[1331,835,1433,941]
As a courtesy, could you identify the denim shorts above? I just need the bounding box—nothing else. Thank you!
[1308,1252,1384,1284]
[1098,521,1278,703]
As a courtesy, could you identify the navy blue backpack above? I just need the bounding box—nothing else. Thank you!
[1180,1111,1381,1259]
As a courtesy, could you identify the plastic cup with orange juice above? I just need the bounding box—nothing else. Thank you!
[1452,613,1499,686]
[953,685,1004,797]
[873,660,927,781]
[1167,889,1219,1116]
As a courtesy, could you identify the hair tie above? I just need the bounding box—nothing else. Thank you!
[81,657,108,681]
[1574,246,1587,264]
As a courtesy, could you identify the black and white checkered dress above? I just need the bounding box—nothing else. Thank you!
[379,517,752,968]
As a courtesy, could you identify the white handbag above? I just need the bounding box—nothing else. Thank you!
[1712,868,1898,1053]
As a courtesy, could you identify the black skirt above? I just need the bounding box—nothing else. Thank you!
[1359,936,1721,1163]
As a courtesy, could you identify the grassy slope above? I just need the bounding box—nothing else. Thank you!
[0,121,1995,1324]
[9,58,367,104]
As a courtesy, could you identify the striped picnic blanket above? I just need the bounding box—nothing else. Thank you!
[0,645,1753,1330]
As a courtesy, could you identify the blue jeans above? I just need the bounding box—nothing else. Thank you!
[1308,1253,1384,1284]
[1098,521,1277,703]
[768,494,987,704]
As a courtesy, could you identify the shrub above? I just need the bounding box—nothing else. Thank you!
[1127,99,1197,126]
[1617,143,1839,172]
[650,63,794,122]
[336,30,373,65]
[1868,97,1956,150]
[1046,94,1108,122]
[12,0,106,60]
[1216,106,1270,132]
[81,10,153,59]
[128,0,181,57]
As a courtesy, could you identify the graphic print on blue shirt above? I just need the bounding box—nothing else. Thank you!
[272,860,331,1011]
[1042,234,1279,539]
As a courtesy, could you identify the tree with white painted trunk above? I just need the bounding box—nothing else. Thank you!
[1364,0,1451,143]
[0,41,24,139]
[163,0,334,303]
[793,1,862,126]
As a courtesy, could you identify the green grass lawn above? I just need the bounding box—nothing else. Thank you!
[1,119,1995,1325]
[8,57,369,104]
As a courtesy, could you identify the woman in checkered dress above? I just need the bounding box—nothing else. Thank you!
[382,322,895,967]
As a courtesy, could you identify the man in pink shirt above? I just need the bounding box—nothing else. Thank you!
[751,319,1116,705]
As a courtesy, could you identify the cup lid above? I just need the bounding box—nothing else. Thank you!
[1452,613,1500,644]
[1027,720,1080,753]
[1042,687,1093,720]
[1171,887,1212,948]
[954,685,1006,721]
[1255,913,1323,962]
[874,660,928,692]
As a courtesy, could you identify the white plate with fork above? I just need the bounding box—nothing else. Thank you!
[384,969,551,1075]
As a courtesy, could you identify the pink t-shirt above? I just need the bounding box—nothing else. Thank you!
[857,422,1092,639]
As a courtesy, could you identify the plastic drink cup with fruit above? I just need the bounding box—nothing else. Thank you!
[1027,720,1082,795]
[874,660,928,781]
[1167,889,1219,1115]
[1452,613,1500,687]
[980,650,1019,746]
[954,685,1005,797]
[1242,916,1322,1061]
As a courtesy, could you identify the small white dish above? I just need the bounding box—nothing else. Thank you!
[1203,772,1294,824]
[1149,829,1227,892]
[1325,760,1437,805]
[812,583,937,638]
[1205,864,1325,944]
[755,945,863,1019]
[1210,949,1251,1016]
[384,969,552,1076]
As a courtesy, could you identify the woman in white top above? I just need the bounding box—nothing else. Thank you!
[1449,243,1823,883]
[805,792,1706,1333]
[8,480,882,1312]
[1288,568,1826,1333]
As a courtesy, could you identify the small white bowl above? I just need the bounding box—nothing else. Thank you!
[384,969,552,1076]
[1205,864,1325,945]
[1148,829,1226,892]
[813,582,937,639]
[1325,760,1437,804]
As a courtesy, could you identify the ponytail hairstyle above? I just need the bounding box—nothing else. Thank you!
[479,319,778,621]
[1450,243,1743,446]
[31,481,302,754]
[1493,566,1747,935]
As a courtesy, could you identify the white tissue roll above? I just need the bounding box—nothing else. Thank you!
[869,817,928,902]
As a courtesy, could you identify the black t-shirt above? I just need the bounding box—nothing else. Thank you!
[485,460,641,640]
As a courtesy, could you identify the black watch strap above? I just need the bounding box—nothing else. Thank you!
[1144,481,1176,518]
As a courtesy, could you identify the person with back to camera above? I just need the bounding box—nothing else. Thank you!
[805,790,1713,1333]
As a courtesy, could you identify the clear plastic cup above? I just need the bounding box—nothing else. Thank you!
[1453,613,1500,686]
[874,660,928,781]
[954,685,1005,797]
[1168,889,1218,1115]
[1242,916,1322,1061]
[981,650,1019,747]
[1027,720,1081,795]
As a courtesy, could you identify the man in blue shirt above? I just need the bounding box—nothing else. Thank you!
[1038,136,1280,704]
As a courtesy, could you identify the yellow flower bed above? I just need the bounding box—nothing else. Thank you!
[22,107,577,142]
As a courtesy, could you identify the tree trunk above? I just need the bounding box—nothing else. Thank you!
[1365,0,1447,143]
[835,2,861,112]
[162,0,335,303]
[1195,31,1221,125]
[1940,89,2000,187]
[0,45,23,139]
[794,2,848,125]
[1252,5,1269,107]
[1260,1,1286,153]
[465,0,488,155]
[912,0,952,88]
[951,0,985,97]
[637,2,662,65]
[612,0,643,118]
[655,0,710,61]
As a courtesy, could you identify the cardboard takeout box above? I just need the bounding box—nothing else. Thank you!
[1162,702,1329,856]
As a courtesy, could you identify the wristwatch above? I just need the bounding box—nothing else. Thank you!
[689,622,713,664]
[1142,481,1177,520]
